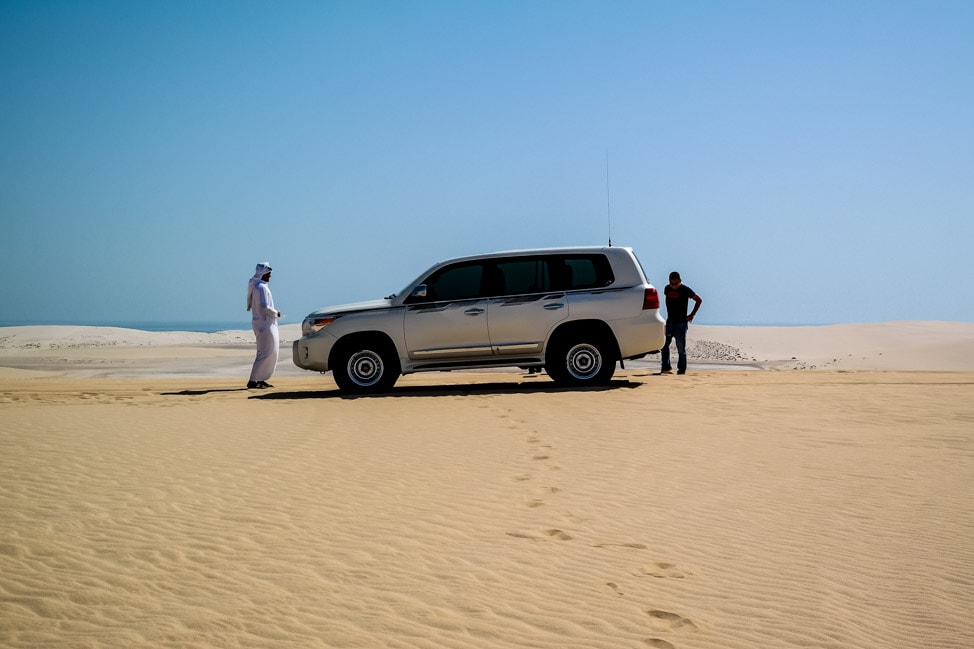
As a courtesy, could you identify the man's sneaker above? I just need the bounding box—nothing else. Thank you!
[247,381,260,389]
[677,371,686,375]
[660,369,672,375]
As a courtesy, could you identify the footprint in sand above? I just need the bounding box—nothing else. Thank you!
[505,529,573,541]
[606,582,624,596]
[646,610,697,632]
[592,542,648,550]
[644,639,675,649]
[634,562,690,579]
[545,528,573,540]
[529,454,561,471]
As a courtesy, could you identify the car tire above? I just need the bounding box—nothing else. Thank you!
[545,334,616,387]
[332,339,400,394]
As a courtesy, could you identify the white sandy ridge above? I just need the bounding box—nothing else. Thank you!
[1,321,973,378]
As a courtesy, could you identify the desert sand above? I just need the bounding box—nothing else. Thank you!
[1,322,973,648]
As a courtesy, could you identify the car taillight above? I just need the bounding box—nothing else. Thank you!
[642,287,660,310]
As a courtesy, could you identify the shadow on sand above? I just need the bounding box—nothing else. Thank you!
[248,379,642,400]
[161,387,251,396]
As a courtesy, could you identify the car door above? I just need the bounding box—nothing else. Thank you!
[486,256,569,356]
[404,261,492,361]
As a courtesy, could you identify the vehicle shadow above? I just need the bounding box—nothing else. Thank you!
[249,379,642,400]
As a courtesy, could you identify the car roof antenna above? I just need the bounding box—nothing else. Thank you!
[605,150,613,247]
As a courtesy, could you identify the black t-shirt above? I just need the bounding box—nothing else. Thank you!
[663,284,696,323]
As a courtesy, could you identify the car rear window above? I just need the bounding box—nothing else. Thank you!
[555,254,614,291]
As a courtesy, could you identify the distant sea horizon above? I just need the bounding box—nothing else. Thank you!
[0,319,874,332]
[0,320,256,333]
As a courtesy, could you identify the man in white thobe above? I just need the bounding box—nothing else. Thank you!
[246,262,281,389]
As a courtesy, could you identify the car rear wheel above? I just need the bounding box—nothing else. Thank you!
[332,340,400,394]
[546,334,616,386]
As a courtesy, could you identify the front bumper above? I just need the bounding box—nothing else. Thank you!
[292,338,331,372]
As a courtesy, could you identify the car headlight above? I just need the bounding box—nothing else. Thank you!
[302,316,336,336]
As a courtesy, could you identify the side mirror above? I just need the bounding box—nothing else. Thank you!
[410,284,428,299]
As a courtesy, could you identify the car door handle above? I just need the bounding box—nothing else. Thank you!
[464,308,486,316]
[543,303,565,310]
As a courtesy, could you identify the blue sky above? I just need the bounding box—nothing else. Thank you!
[2,0,972,326]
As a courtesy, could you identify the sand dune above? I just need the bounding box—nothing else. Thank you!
[1,323,973,648]
[0,324,304,379]
[1,321,972,379]
[694,321,974,371]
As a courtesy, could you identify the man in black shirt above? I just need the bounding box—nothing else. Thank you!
[661,271,702,375]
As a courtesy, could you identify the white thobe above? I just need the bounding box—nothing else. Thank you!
[248,281,279,382]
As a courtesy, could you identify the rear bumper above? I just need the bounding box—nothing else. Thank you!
[613,311,666,359]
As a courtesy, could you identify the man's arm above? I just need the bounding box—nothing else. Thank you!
[688,294,702,322]
[258,285,281,320]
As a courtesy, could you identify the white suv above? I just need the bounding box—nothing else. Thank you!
[293,246,665,393]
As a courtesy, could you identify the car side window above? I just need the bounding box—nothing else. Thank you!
[425,262,485,301]
[555,255,614,290]
[493,258,550,296]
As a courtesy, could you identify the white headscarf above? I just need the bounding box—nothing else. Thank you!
[246,262,272,311]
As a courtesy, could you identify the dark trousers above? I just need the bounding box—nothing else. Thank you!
[661,321,689,373]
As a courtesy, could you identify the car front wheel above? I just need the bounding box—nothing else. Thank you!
[332,341,400,394]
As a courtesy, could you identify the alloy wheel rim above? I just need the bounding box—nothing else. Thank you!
[348,350,383,386]
[566,343,601,380]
